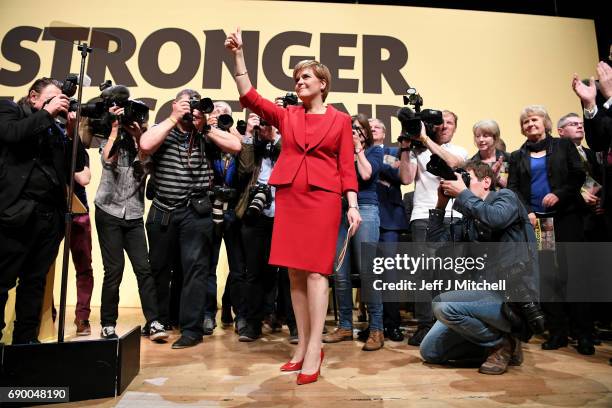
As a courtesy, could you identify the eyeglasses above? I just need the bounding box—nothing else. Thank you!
[561,121,583,128]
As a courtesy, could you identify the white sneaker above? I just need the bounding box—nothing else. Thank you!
[101,326,118,339]
[149,320,169,342]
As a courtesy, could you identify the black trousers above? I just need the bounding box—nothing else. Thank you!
[540,211,593,336]
[147,205,213,339]
[241,215,277,329]
[0,203,63,344]
[95,207,159,327]
[205,209,247,320]
[411,218,453,328]
[379,228,404,330]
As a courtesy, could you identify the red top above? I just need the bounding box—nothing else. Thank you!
[239,87,357,194]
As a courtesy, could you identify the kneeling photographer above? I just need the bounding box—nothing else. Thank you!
[234,112,293,341]
[91,84,169,342]
[140,89,241,349]
[419,161,544,375]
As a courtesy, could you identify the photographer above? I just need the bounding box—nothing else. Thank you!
[398,110,468,346]
[94,101,168,342]
[419,161,538,375]
[0,77,86,344]
[234,112,293,341]
[140,89,240,349]
[203,101,247,335]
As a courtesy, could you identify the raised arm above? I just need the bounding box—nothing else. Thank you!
[140,99,189,155]
[225,27,252,98]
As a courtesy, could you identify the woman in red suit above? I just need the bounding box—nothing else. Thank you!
[226,28,361,384]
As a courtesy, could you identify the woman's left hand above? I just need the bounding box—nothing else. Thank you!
[542,193,559,208]
[347,207,361,237]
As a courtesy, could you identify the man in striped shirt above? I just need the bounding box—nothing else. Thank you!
[140,89,241,349]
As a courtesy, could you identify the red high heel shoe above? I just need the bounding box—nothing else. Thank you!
[280,349,324,372]
[296,350,325,385]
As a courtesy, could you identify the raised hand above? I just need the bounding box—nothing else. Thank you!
[572,73,596,109]
[225,27,243,54]
[597,61,612,100]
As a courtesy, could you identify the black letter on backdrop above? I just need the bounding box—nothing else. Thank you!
[42,27,90,81]
[203,30,260,89]
[320,33,358,93]
[0,26,42,86]
[375,104,402,144]
[139,28,200,88]
[88,28,137,86]
[363,35,409,94]
[263,31,314,91]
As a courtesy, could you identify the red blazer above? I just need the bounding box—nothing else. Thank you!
[240,87,357,194]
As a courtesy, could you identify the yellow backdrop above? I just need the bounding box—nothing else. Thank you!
[0,1,599,335]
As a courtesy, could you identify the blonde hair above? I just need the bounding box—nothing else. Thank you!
[292,60,332,101]
[520,105,552,133]
[472,119,501,142]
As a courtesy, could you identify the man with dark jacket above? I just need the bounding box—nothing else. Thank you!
[371,118,409,341]
[0,77,85,344]
[572,58,612,239]
[420,161,539,375]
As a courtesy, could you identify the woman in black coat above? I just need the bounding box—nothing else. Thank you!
[508,105,588,353]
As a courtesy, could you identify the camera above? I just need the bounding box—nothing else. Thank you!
[183,97,214,122]
[80,81,150,129]
[56,74,79,119]
[280,93,298,108]
[212,185,238,227]
[396,87,443,148]
[236,119,247,135]
[502,263,546,338]
[426,154,471,187]
[61,74,78,98]
[245,183,272,219]
[253,117,272,141]
[216,114,234,132]
[352,124,365,140]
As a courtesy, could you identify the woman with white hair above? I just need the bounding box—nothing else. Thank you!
[507,104,586,352]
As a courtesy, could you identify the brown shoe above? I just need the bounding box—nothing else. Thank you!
[362,329,384,351]
[75,319,91,336]
[323,327,353,343]
[479,336,512,375]
[509,336,523,366]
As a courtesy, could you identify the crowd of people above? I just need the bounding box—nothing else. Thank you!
[1,32,611,384]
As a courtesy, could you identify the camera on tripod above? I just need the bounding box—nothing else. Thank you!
[245,183,272,219]
[396,87,443,148]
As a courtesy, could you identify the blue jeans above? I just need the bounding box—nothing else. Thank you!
[420,290,511,364]
[333,204,383,331]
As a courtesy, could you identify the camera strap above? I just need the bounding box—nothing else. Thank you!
[335,223,354,273]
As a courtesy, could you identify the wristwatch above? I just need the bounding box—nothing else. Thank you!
[349,204,359,210]
[354,147,362,154]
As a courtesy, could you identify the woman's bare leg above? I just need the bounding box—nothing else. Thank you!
[288,268,310,363]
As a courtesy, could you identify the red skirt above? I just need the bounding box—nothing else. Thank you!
[269,161,341,275]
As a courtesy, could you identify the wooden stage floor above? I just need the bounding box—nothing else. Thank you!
[45,307,612,407]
